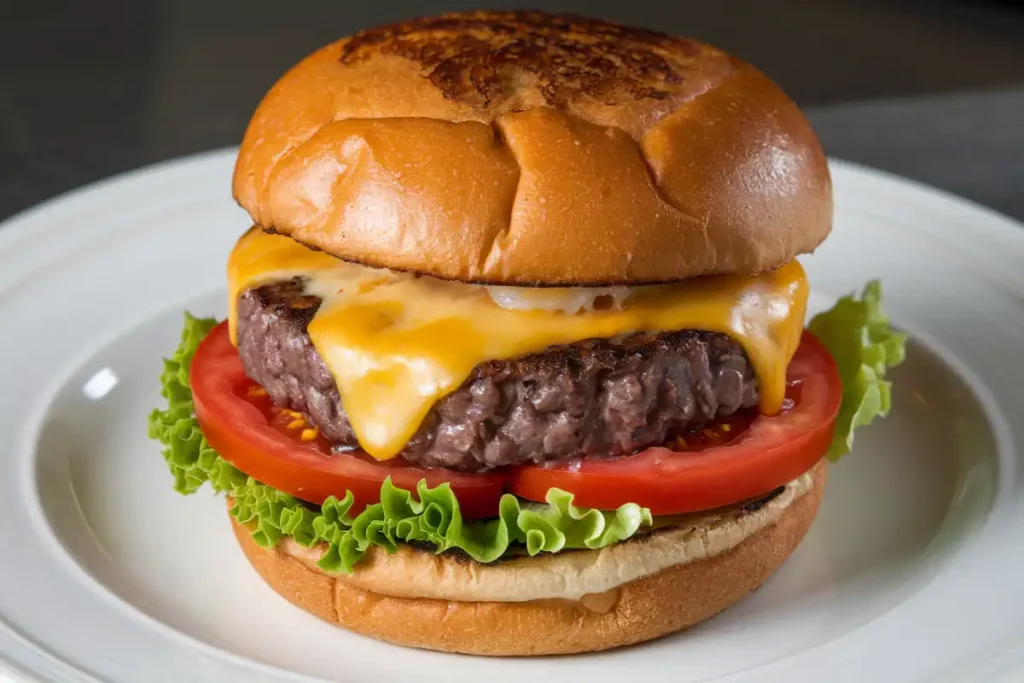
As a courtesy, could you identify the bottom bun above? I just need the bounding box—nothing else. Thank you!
[230,461,826,656]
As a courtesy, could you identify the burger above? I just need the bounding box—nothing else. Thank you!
[149,11,905,656]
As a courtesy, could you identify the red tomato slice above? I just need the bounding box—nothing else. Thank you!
[509,332,841,514]
[191,322,840,519]
[190,322,510,519]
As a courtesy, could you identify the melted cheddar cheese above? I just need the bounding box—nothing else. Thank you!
[228,229,808,461]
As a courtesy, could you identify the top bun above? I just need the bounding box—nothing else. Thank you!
[233,11,831,285]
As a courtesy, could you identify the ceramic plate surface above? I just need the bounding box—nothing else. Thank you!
[0,150,1021,683]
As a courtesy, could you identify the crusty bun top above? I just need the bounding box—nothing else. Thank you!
[233,11,832,285]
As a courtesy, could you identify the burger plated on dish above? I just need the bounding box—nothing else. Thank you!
[150,10,905,656]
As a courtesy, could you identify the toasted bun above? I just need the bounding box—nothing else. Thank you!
[233,11,831,286]
[230,461,825,655]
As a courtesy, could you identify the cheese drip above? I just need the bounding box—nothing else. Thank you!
[227,229,808,461]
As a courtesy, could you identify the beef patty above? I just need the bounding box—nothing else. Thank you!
[235,278,760,471]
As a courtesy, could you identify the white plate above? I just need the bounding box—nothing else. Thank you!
[0,150,1022,683]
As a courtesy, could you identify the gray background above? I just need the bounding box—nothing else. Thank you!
[1,0,1022,221]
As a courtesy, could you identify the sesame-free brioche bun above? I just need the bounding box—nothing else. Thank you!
[230,461,825,656]
[233,11,832,286]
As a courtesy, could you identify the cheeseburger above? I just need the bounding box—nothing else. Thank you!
[150,11,904,656]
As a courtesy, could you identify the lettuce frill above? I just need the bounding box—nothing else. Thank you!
[809,281,906,461]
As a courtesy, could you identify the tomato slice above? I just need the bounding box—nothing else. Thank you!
[509,332,841,514]
[191,322,840,520]
[190,322,510,519]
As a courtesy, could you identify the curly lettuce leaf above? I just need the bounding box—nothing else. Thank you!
[500,488,652,556]
[809,281,906,461]
[148,313,654,573]
[147,313,244,495]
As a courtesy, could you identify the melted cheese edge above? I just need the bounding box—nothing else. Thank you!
[228,229,808,461]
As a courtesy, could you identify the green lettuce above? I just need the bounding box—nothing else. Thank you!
[809,281,906,461]
[148,313,651,572]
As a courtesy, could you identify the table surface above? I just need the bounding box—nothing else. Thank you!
[2,0,1023,222]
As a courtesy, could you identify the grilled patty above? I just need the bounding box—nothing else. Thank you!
[236,279,760,471]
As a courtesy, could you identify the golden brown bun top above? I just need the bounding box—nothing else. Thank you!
[234,11,832,285]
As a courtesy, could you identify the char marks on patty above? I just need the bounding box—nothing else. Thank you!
[235,278,759,472]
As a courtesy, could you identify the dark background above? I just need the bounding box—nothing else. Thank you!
[2,0,1023,221]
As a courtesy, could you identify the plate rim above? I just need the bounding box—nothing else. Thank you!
[0,150,1022,682]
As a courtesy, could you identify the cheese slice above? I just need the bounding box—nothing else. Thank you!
[228,229,808,461]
